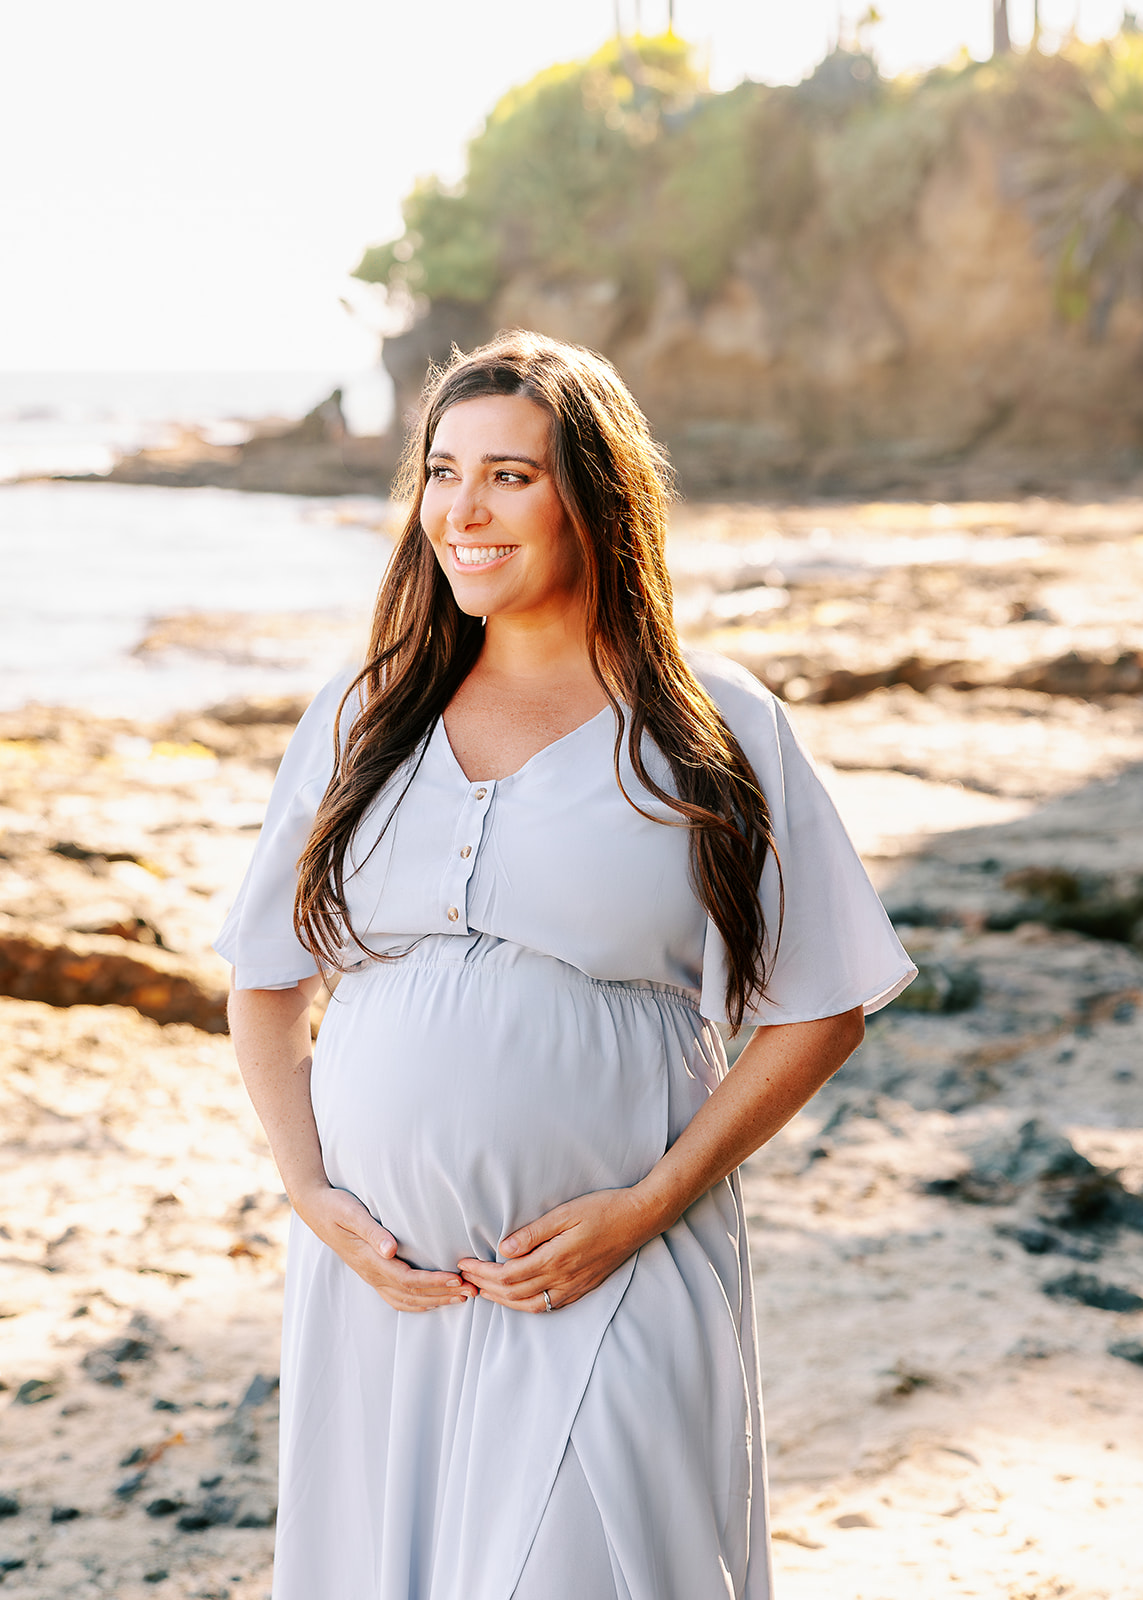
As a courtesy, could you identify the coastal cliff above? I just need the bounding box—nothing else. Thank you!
[368,35,1143,496]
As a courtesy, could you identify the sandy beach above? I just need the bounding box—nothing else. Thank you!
[1,493,1142,1598]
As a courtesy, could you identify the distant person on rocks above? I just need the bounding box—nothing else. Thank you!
[217,330,915,1599]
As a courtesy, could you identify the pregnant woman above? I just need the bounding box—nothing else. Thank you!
[217,331,914,1599]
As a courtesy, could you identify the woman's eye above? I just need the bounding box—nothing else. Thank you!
[496,470,529,484]
[428,465,454,480]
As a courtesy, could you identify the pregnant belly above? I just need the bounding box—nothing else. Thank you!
[310,945,693,1271]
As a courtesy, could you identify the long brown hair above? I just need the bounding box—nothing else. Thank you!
[294,330,780,1031]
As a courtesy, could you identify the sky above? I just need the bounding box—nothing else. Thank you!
[0,0,1131,373]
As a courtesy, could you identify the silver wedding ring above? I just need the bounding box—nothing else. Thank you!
[542,1290,553,1313]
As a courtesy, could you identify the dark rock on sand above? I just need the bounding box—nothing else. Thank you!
[235,1501,277,1529]
[1038,1166,1143,1236]
[13,1379,57,1405]
[237,1374,279,1410]
[50,1506,81,1523]
[929,1119,1097,1204]
[997,1224,1102,1261]
[971,1120,1096,1190]
[0,928,227,1032]
[176,1494,238,1531]
[0,1497,19,1520]
[1042,1271,1143,1313]
[145,1497,184,1518]
[1108,1339,1143,1365]
[989,867,1143,948]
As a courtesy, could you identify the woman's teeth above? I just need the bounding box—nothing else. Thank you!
[453,545,516,566]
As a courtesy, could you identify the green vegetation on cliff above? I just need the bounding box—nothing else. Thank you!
[355,31,1143,334]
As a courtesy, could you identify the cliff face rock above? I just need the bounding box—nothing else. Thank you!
[94,391,400,497]
[384,128,1143,495]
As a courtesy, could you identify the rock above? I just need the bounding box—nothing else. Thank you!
[205,696,310,728]
[143,1572,169,1585]
[997,1224,1101,1261]
[80,1350,123,1387]
[0,1496,19,1520]
[1108,1339,1143,1365]
[215,1375,278,1466]
[237,1373,279,1410]
[1042,1271,1143,1313]
[0,1556,26,1572]
[235,1502,277,1529]
[119,1447,146,1467]
[114,1471,147,1500]
[890,958,981,1013]
[834,1511,878,1528]
[144,1497,183,1518]
[1038,1167,1143,1236]
[95,393,398,498]
[198,1475,223,1490]
[50,1506,81,1523]
[969,1119,1095,1191]
[176,1493,238,1531]
[991,867,1143,946]
[0,928,227,1032]
[105,1336,150,1364]
[13,1378,57,1405]
[1007,649,1143,698]
[152,1398,182,1412]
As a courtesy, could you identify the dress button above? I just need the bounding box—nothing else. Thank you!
[460,845,471,859]
[447,906,459,922]
[474,787,487,800]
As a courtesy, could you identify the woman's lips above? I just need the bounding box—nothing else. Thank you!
[449,543,519,569]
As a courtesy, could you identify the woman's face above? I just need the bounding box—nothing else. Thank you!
[421,394,584,623]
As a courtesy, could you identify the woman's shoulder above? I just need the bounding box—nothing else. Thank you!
[682,645,782,733]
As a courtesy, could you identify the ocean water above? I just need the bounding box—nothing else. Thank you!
[0,481,392,717]
[0,370,399,718]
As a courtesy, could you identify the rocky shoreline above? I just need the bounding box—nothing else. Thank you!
[1,495,1141,1597]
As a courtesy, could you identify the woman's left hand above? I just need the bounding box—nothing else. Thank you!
[456,1188,654,1313]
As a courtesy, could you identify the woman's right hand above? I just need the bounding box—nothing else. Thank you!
[293,1183,477,1313]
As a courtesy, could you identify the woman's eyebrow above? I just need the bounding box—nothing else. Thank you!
[427,449,543,469]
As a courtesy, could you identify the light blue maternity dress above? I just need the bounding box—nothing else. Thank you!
[215,649,915,1600]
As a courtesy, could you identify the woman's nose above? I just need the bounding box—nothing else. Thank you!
[447,480,491,531]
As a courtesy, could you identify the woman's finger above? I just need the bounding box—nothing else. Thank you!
[499,1206,572,1259]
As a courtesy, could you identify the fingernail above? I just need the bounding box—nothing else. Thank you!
[501,1239,517,1257]
[447,1277,461,1288]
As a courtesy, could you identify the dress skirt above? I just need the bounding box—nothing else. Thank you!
[273,933,773,1600]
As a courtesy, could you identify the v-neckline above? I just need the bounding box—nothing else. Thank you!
[436,703,615,787]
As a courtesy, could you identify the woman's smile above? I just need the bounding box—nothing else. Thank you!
[449,541,520,569]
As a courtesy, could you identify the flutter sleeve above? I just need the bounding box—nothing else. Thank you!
[691,650,916,1028]
[213,670,357,991]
